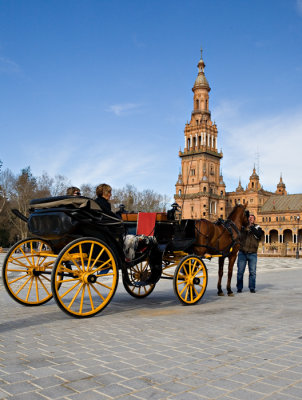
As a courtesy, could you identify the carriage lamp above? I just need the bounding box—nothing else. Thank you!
[296,215,300,259]
[118,204,126,213]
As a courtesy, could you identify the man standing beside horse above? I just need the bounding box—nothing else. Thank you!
[237,214,263,293]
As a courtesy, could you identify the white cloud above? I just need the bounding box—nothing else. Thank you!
[24,133,173,195]
[297,0,302,16]
[106,103,142,116]
[212,99,244,122]
[0,56,21,74]
[132,34,146,48]
[216,105,302,194]
[65,142,164,188]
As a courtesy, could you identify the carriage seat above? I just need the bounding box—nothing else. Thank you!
[136,212,157,236]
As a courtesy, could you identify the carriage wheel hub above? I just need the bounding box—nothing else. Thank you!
[134,270,150,282]
[186,275,200,286]
[87,274,97,283]
[33,269,42,276]
[82,272,97,284]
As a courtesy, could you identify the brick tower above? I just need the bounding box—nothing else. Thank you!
[175,49,226,221]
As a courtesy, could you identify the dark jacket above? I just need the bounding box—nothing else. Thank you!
[95,196,119,219]
[240,224,263,253]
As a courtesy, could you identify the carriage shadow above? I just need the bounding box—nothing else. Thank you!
[0,284,222,332]
[98,285,224,318]
[0,281,275,332]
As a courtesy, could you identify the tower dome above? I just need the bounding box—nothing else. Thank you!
[193,48,210,90]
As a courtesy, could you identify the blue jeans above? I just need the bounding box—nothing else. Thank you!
[237,251,257,291]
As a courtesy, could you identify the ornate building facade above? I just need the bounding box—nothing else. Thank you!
[175,50,302,256]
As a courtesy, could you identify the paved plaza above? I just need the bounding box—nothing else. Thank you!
[0,254,302,400]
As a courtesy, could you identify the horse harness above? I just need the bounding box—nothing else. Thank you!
[194,217,241,257]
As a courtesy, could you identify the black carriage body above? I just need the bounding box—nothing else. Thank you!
[27,196,125,258]
[28,210,77,239]
[154,219,196,252]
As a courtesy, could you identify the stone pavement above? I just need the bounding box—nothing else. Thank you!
[0,254,302,400]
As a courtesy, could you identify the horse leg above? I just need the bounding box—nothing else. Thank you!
[226,255,236,296]
[217,257,224,296]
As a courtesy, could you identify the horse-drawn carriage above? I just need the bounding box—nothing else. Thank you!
[2,195,248,318]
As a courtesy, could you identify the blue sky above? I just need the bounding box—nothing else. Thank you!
[1,0,302,202]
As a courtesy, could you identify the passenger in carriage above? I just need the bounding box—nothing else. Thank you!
[66,186,81,196]
[95,183,120,219]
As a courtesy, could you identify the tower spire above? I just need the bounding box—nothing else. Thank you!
[193,47,210,91]
[198,47,205,73]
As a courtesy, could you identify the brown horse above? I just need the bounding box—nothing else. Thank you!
[194,204,249,296]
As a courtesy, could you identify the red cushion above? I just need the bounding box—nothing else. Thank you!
[136,213,157,236]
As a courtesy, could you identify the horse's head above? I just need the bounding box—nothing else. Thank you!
[228,203,249,227]
[244,209,250,226]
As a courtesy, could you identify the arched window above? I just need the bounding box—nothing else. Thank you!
[178,189,181,196]
[195,99,199,110]
[203,187,206,192]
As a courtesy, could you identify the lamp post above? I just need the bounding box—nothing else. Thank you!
[296,215,300,259]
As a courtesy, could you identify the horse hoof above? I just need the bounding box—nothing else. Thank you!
[228,292,234,297]
[217,291,224,296]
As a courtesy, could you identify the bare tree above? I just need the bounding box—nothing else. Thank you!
[0,168,15,214]
[36,171,54,198]
[9,167,37,239]
[0,167,72,243]
[80,183,95,198]
[111,184,170,213]
[51,174,71,196]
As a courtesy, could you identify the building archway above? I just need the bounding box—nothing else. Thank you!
[283,229,292,243]
[269,229,278,244]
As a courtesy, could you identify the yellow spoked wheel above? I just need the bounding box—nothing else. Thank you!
[122,261,155,298]
[51,238,119,318]
[173,255,208,305]
[2,238,55,306]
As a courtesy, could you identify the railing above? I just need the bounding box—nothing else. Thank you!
[259,243,302,257]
